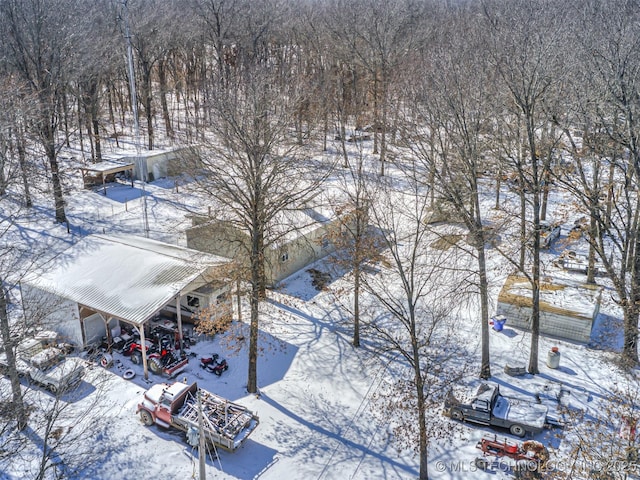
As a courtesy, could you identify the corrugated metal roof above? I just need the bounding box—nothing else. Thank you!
[22,234,229,326]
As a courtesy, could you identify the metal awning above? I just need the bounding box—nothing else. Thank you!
[22,234,231,379]
[79,160,134,175]
[79,160,135,193]
[22,234,228,327]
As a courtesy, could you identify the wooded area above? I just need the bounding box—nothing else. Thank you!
[1,1,640,478]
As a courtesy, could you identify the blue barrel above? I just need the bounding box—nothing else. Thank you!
[491,315,507,332]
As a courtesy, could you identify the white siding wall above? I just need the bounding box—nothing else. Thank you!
[21,284,82,346]
[83,313,107,346]
[495,301,594,343]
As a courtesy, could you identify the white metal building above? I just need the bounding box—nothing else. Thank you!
[20,234,232,377]
[495,274,603,343]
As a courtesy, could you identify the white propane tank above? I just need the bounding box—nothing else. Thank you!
[547,347,561,369]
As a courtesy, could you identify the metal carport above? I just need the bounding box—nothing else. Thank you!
[20,234,230,378]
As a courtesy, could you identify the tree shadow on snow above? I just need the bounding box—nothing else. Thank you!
[185,439,280,479]
[259,392,419,478]
[497,327,519,338]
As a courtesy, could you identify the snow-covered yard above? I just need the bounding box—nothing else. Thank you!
[0,159,634,480]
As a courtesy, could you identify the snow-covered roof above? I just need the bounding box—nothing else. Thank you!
[270,206,338,245]
[497,274,602,320]
[78,160,134,175]
[22,234,230,326]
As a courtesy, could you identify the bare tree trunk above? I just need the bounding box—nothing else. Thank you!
[415,372,428,480]
[605,157,616,229]
[353,254,361,348]
[339,122,349,168]
[158,59,174,139]
[16,128,32,208]
[379,71,388,176]
[527,117,541,375]
[93,117,102,162]
[0,139,6,197]
[518,187,526,271]
[323,112,328,152]
[62,90,71,148]
[626,212,640,364]
[48,146,68,225]
[86,114,95,162]
[587,207,598,284]
[77,96,85,159]
[145,81,154,151]
[372,72,379,155]
[0,281,26,430]
[42,107,67,224]
[247,221,265,393]
[495,166,502,209]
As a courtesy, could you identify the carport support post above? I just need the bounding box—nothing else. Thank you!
[176,294,184,353]
[140,325,149,379]
[105,316,114,351]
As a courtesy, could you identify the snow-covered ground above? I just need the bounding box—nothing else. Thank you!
[0,149,633,480]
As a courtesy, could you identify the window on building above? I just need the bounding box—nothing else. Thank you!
[280,251,289,262]
[186,295,200,309]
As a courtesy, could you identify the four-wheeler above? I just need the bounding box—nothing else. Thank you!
[147,341,189,377]
[122,335,188,377]
[123,338,157,365]
[200,354,228,376]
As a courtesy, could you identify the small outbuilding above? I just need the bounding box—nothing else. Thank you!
[118,146,201,182]
[495,274,602,343]
[20,234,232,377]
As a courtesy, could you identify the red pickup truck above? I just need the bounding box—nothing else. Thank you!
[137,381,259,451]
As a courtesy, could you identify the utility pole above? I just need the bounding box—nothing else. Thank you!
[198,389,207,480]
[122,0,150,238]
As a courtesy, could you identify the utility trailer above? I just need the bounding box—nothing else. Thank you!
[137,381,259,451]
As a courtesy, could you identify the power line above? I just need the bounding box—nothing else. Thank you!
[316,354,393,480]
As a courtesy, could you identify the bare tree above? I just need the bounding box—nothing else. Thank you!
[327,146,383,348]
[190,0,245,89]
[0,280,27,431]
[562,369,640,480]
[0,0,88,225]
[575,0,640,365]
[482,0,566,374]
[362,173,472,480]
[192,65,328,393]
[323,0,421,175]
[403,8,496,379]
[123,0,184,151]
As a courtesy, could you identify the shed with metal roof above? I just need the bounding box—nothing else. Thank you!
[20,234,232,378]
[495,274,602,343]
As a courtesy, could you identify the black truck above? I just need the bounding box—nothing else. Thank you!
[444,383,548,437]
